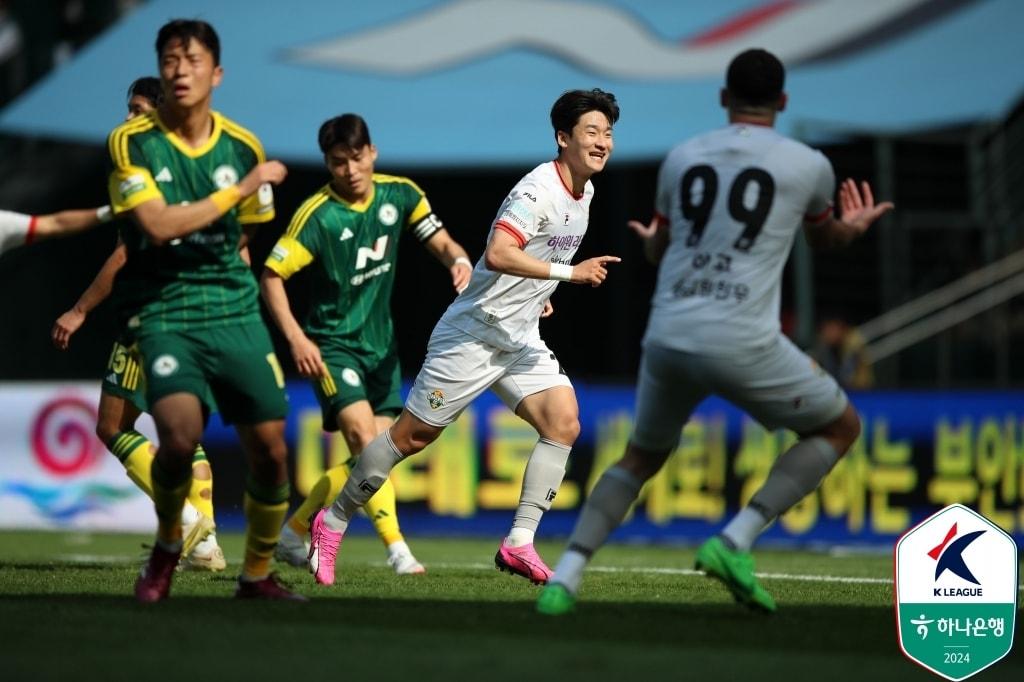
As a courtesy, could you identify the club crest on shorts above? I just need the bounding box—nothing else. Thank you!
[895,503,1017,681]
[341,368,361,387]
[152,354,179,377]
[427,389,445,410]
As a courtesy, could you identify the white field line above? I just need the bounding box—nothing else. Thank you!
[51,555,1024,590]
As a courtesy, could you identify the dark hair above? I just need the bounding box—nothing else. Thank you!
[318,114,372,154]
[127,77,163,107]
[156,19,221,66]
[550,88,619,145]
[726,48,785,108]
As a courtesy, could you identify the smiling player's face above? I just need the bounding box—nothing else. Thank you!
[558,110,614,178]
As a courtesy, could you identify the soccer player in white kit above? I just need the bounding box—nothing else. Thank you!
[538,49,893,615]
[307,88,622,586]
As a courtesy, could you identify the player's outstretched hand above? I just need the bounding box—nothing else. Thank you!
[572,255,621,287]
[838,179,894,236]
[51,308,85,351]
[290,333,326,379]
[540,300,554,318]
[627,216,660,239]
[239,160,288,196]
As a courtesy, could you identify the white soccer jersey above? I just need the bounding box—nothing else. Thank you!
[644,124,835,354]
[0,209,33,255]
[441,161,594,351]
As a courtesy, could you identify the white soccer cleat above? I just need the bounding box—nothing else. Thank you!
[386,541,426,575]
[274,524,311,568]
[180,503,215,560]
[182,532,227,572]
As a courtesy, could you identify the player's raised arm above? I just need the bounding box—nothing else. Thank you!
[119,161,285,246]
[804,179,893,250]
[484,229,620,287]
[627,215,670,265]
[52,241,127,350]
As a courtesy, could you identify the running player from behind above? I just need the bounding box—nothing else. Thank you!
[538,49,893,615]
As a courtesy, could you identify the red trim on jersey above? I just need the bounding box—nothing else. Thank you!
[654,211,669,226]
[494,221,527,248]
[685,0,800,47]
[552,160,584,200]
[25,215,38,245]
[804,203,833,225]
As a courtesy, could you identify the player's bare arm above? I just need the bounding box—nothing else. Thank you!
[805,179,893,250]
[422,227,472,292]
[34,206,112,240]
[259,268,326,378]
[129,161,286,246]
[627,215,670,264]
[52,241,128,350]
[484,229,620,286]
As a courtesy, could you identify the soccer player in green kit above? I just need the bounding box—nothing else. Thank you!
[261,114,472,576]
[107,19,302,601]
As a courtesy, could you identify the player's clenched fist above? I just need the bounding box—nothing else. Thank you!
[240,160,288,196]
[572,255,621,287]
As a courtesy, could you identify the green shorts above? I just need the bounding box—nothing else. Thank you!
[101,337,148,412]
[312,344,402,432]
[101,335,220,415]
[136,322,288,425]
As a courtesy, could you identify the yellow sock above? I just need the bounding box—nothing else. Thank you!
[365,475,404,547]
[151,458,191,547]
[243,480,290,580]
[107,431,154,499]
[187,446,215,521]
[286,465,349,535]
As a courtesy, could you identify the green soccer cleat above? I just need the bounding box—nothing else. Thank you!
[536,582,576,615]
[695,537,776,613]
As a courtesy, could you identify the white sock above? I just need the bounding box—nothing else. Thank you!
[387,540,411,556]
[506,527,535,547]
[721,506,769,551]
[550,550,589,594]
[325,429,405,532]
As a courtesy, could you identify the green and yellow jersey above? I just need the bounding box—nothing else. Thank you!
[106,110,275,332]
[264,174,441,360]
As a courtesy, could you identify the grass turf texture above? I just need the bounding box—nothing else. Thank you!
[1,530,1019,681]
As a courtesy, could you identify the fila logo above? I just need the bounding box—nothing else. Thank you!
[545,488,557,502]
[340,227,354,241]
[355,235,389,269]
[154,167,173,182]
[358,479,376,494]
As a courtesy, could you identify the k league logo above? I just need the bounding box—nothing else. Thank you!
[895,504,1017,681]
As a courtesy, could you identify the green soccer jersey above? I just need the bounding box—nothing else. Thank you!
[106,110,275,332]
[264,174,436,359]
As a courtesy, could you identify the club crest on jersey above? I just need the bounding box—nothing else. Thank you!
[212,165,239,189]
[427,389,445,410]
[378,203,398,226]
[152,354,179,377]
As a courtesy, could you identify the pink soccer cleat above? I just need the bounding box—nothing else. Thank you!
[135,543,181,603]
[494,540,552,585]
[308,508,343,585]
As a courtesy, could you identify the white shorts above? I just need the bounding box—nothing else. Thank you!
[631,335,849,452]
[405,322,572,426]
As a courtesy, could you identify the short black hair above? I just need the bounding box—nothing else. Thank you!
[726,48,785,108]
[550,88,619,146]
[156,19,221,66]
[318,114,372,154]
[127,77,163,107]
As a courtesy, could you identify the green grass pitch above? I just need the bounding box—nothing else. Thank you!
[0,530,1019,681]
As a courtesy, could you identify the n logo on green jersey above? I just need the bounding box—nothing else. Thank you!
[355,236,389,270]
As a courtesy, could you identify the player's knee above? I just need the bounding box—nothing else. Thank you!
[159,432,200,461]
[343,424,377,454]
[95,420,119,446]
[621,442,671,481]
[821,404,861,454]
[548,413,580,445]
